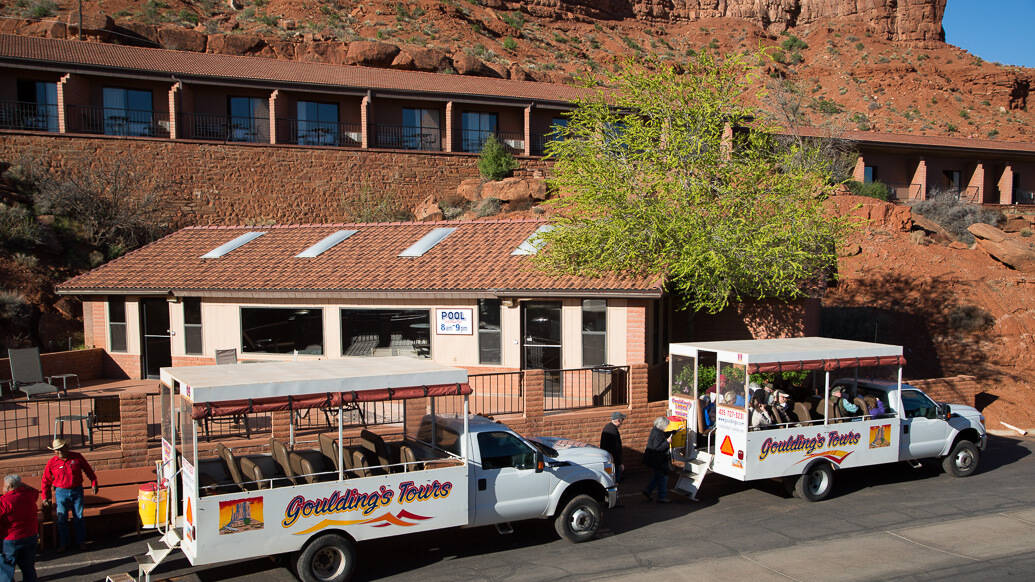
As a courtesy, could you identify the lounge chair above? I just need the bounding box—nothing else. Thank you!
[8,348,62,399]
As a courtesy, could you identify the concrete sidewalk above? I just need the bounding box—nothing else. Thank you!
[600,508,1035,582]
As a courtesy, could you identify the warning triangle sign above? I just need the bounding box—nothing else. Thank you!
[720,435,735,456]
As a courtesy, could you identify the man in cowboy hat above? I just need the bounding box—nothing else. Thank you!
[40,438,98,552]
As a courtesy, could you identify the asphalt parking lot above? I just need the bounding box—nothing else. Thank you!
[34,434,1035,582]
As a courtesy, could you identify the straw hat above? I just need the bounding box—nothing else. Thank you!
[47,438,69,451]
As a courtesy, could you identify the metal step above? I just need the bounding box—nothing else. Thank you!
[675,451,712,501]
[134,553,157,574]
[146,542,173,563]
[105,574,135,582]
[161,527,183,548]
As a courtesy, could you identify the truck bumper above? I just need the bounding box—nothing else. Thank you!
[606,486,618,509]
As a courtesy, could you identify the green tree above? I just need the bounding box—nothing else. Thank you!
[478,135,519,180]
[536,53,851,313]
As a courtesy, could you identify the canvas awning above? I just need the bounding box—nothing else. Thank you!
[746,355,906,374]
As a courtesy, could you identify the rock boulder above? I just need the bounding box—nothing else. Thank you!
[345,41,400,67]
[481,177,547,204]
[158,25,207,52]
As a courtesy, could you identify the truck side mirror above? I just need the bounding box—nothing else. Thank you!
[534,451,544,473]
[940,403,952,420]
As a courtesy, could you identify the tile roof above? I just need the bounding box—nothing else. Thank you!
[0,35,591,104]
[56,220,663,297]
[793,126,1035,155]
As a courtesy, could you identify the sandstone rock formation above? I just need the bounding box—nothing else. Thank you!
[968,223,1035,271]
[344,41,400,67]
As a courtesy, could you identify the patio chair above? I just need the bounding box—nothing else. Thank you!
[214,348,238,365]
[7,348,62,400]
[86,395,121,449]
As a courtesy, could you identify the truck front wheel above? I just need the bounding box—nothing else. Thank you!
[942,440,979,477]
[554,494,602,543]
[295,533,356,582]
[794,463,834,502]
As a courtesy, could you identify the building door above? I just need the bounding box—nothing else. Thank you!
[140,298,172,379]
[522,301,562,395]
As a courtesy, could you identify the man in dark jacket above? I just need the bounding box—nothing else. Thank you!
[642,417,673,503]
[0,474,39,582]
[599,412,626,482]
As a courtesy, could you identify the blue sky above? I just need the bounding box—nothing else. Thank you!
[942,0,1035,67]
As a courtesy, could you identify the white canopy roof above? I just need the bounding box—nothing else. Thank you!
[669,337,902,365]
[160,357,469,404]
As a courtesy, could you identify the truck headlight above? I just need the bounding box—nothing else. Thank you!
[603,462,614,476]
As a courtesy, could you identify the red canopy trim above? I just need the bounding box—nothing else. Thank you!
[191,382,472,420]
[747,355,906,375]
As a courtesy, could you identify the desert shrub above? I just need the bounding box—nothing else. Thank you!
[502,36,517,52]
[948,305,994,332]
[27,0,57,18]
[474,197,502,217]
[1021,228,1032,237]
[341,186,413,222]
[500,11,524,30]
[845,180,891,201]
[809,97,843,114]
[912,191,1005,243]
[438,198,468,220]
[781,34,808,52]
[0,203,43,251]
[478,135,519,180]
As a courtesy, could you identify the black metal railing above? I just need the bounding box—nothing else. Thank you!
[374,124,443,151]
[0,101,58,132]
[277,118,362,147]
[178,112,270,143]
[459,129,526,154]
[0,396,121,455]
[468,371,524,416]
[146,392,162,442]
[65,104,169,137]
[543,366,629,412]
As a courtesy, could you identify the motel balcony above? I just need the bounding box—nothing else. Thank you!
[64,104,171,139]
[178,112,270,143]
[274,118,362,148]
[374,124,445,151]
[0,100,58,132]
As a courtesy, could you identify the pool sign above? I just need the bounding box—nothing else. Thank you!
[435,308,473,335]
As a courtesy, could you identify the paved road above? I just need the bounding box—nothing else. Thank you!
[37,434,1035,582]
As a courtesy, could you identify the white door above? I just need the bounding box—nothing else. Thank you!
[472,431,551,525]
[899,389,951,459]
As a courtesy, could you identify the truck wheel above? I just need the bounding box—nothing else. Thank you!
[794,463,834,502]
[942,440,979,477]
[554,494,602,543]
[295,533,356,582]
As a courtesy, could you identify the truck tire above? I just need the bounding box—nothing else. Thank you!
[794,463,834,502]
[942,440,979,477]
[295,533,356,582]
[554,494,602,543]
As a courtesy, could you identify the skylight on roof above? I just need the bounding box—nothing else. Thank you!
[398,227,457,258]
[511,225,555,255]
[295,230,358,258]
[200,232,266,259]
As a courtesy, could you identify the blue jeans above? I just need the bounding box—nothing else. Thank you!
[645,469,668,501]
[54,487,85,548]
[0,536,38,582]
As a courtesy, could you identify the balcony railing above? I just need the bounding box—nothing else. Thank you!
[0,100,58,132]
[277,118,362,147]
[179,112,270,143]
[543,366,630,412]
[65,104,170,138]
[530,131,562,156]
[375,124,443,151]
[459,129,526,154]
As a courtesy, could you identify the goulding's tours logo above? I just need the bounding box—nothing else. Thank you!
[758,431,861,463]
[282,480,453,534]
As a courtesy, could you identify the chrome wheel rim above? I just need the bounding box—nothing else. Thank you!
[569,507,597,533]
[312,546,346,581]
[807,469,829,496]
[955,449,975,471]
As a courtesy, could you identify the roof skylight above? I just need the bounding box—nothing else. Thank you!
[511,225,555,255]
[399,227,457,258]
[295,230,358,258]
[200,232,266,259]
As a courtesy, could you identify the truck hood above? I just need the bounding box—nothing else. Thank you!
[950,403,983,423]
[530,437,611,465]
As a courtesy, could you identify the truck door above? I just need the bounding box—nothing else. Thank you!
[472,431,551,526]
[898,389,952,460]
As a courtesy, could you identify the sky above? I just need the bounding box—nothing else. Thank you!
[942,0,1035,68]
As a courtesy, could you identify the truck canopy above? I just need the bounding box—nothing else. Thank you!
[157,357,470,419]
[669,337,905,373]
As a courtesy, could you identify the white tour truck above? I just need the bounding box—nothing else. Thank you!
[667,337,987,501]
[109,358,616,582]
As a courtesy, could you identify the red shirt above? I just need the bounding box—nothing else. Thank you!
[41,451,98,499]
[0,485,39,541]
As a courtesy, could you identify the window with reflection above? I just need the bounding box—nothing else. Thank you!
[581,299,606,367]
[240,307,323,354]
[478,299,501,365]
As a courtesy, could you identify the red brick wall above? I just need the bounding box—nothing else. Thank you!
[106,353,140,380]
[84,299,106,350]
[908,375,980,408]
[690,298,820,342]
[0,348,105,383]
[0,133,552,226]
[626,301,647,364]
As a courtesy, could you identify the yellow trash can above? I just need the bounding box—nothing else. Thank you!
[138,483,168,529]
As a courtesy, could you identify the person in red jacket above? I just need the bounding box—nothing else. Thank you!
[40,438,98,552]
[0,474,39,582]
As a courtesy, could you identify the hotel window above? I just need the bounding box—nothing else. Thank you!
[240,307,323,355]
[582,299,606,367]
[340,309,430,358]
[478,299,502,365]
[401,108,440,150]
[864,165,878,183]
[943,170,962,193]
[102,88,153,136]
[109,297,127,352]
[297,100,339,146]
[13,80,57,132]
[228,96,270,143]
[461,111,498,152]
[184,298,203,355]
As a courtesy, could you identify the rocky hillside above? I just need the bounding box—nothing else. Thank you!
[1,0,1031,141]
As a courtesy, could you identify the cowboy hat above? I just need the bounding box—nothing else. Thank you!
[47,437,69,451]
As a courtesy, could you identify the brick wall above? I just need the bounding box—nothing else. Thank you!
[690,298,820,341]
[0,133,553,226]
[908,375,981,408]
[0,348,105,384]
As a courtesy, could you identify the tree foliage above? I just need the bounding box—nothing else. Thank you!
[536,53,852,313]
[478,134,519,180]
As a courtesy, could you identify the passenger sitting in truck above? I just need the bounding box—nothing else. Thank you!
[700,393,716,430]
[772,391,796,424]
[831,387,861,419]
[863,394,887,417]
[748,392,775,429]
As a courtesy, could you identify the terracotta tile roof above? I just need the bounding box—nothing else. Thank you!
[56,220,663,297]
[793,126,1035,155]
[0,35,590,104]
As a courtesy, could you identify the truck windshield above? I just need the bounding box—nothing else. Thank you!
[528,438,558,458]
